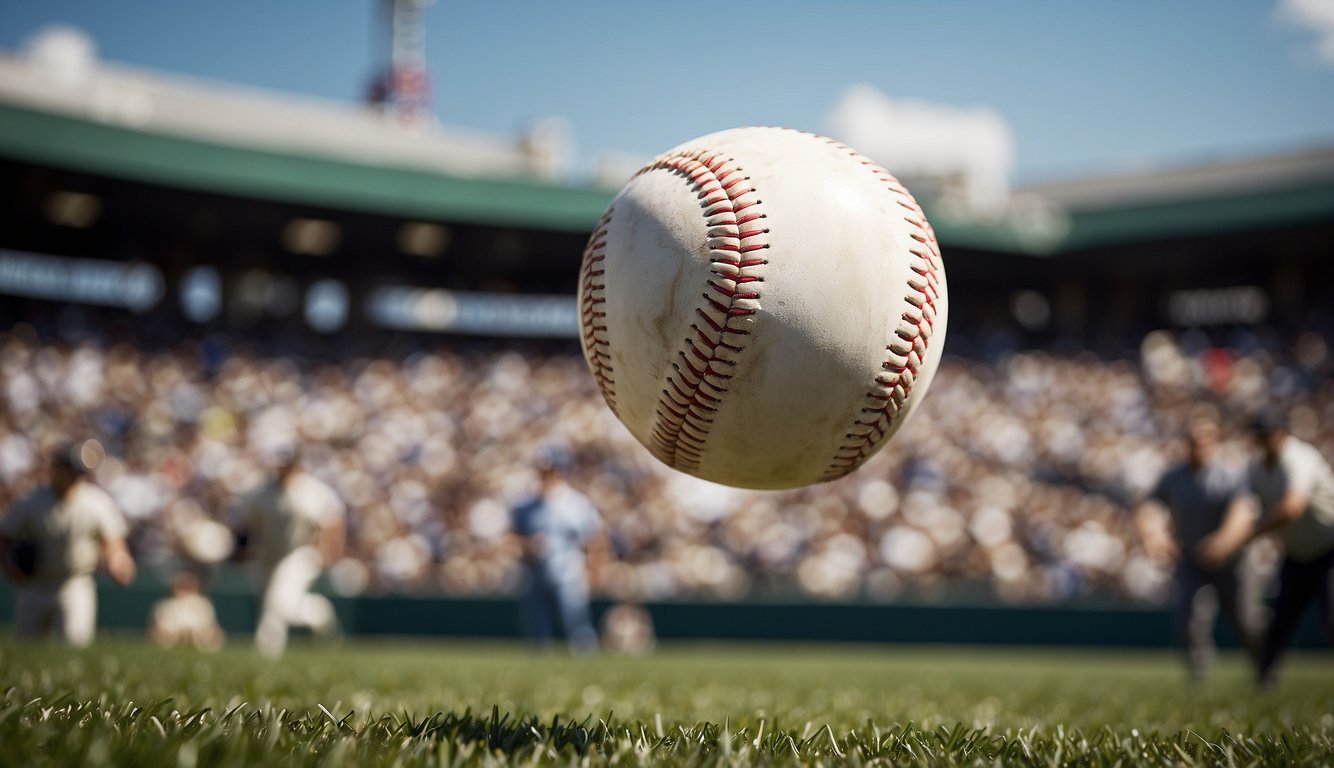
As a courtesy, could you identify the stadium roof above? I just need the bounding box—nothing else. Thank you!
[0,99,613,232]
[1,42,1332,254]
[1021,147,1334,252]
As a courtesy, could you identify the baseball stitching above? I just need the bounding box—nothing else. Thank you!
[581,130,939,484]
[580,209,616,414]
[820,138,944,482]
[578,151,773,474]
[648,152,770,474]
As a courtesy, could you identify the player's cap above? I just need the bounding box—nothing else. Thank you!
[1249,406,1288,434]
[268,444,302,470]
[52,439,100,474]
[535,444,573,473]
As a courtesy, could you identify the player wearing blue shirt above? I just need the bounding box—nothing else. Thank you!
[510,450,602,653]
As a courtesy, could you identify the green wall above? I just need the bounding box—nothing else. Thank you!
[0,575,1325,649]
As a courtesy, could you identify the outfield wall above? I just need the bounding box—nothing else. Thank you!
[2,576,1327,649]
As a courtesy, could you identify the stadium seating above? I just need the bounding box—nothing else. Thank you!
[0,324,1328,606]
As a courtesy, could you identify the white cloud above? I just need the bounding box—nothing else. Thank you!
[824,84,1014,213]
[1278,0,1334,65]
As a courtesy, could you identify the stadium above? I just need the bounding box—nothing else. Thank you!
[1,5,1333,765]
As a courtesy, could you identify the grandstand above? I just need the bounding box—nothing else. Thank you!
[1,30,1333,644]
[3,29,1332,342]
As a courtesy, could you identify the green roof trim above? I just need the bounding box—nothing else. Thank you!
[0,102,1059,252]
[1060,183,1334,251]
[0,102,614,232]
[2,102,1330,254]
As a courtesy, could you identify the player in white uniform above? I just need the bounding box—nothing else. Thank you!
[1229,408,1334,688]
[0,443,136,646]
[238,450,346,657]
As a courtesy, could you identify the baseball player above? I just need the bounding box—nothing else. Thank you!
[509,448,604,654]
[1134,417,1261,681]
[1229,407,1334,688]
[237,449,345,657]
[0,442,136,646]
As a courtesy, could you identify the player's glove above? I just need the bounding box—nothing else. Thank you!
[10,539,39,578]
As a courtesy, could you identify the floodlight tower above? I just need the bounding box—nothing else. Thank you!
[368,0,435,127]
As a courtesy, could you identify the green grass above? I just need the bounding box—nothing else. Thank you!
[1,636,1331,766]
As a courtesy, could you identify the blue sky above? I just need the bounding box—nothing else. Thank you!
[2,1,1333,185]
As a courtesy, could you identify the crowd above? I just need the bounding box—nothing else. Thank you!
[1,321,1330,606]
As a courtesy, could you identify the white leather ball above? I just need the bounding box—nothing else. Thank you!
[579,127,947,490]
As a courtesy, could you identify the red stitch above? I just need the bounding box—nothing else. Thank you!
[666,377,695,402]
[579,209,617,415]
[715,257,769,268]
[694,309,725,333]
[704,295,730,313]
[677,356,706,379]
[693,388,722,404]
[692,326,718,347]
[811,134,943,483]
[606,149,774,473]
[658,398,689,420]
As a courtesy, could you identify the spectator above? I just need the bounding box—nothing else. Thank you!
[148,570,224,652]
[0,324,1330,610]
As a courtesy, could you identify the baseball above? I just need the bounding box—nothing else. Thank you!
[579,126,948,490]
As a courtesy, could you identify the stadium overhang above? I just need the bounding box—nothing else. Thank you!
[2,98,1332,256]
[0,101,613,233]
[1026,148,1334,253]
[0,100,1058,254]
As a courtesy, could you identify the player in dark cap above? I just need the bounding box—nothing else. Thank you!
[508,445,605,653]
[0,441,136,646]
[1134,416,1260,682]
